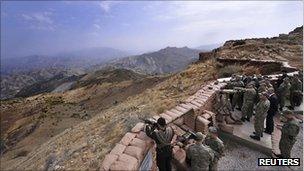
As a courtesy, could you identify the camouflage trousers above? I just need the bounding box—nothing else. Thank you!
[279,136,296,158]
[279,96,286,109]
[232,92,243,109]
[290,90,303,108]
[241,101,254,119]
[210,158,219,171]
[254,116,266,137]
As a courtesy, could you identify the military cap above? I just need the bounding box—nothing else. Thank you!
[209,126,218,133]
[196,132,206,141]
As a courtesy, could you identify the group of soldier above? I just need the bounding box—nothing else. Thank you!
[144,72,302,171]
[224,72,302,157]
[145,117,224,171]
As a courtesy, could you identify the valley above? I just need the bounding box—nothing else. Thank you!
[0,26,302,170]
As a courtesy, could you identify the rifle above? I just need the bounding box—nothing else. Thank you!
[139,118,158,127]
[176,129,197,147]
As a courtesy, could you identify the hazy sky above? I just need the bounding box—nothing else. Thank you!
[1,1,303,58]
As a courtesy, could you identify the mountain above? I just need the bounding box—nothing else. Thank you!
[0,47,129,99]
[1,47,129,75]
[95,47,200,74]
[1,27,302,170]
[201,26,303,69]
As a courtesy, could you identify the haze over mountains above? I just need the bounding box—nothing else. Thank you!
[1,47,129,75]
[0,26,303,170]
[1,46,201,99]
[96,46,200,74]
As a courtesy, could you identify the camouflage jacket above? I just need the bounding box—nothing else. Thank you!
[290,79,303,92]
[186,143,214,171]
[281,119,300,140]
[242,88,256,102]
[278,82,291,95]
[204,135,224,159]
[255,99,270,119]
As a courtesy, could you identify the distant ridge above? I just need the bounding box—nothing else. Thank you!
[95,46,200,74]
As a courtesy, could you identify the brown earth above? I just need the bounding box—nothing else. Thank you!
[0,69,168,169]
[1,60,217,170]
[200,26,303,69]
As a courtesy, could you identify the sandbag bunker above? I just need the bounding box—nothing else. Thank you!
[100,81,227,171]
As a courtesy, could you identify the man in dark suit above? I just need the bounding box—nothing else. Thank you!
[265,88,279,134]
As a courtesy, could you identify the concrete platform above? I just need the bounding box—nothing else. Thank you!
[219,118,273,157]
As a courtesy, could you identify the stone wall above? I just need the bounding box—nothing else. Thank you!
[100,81,227,171]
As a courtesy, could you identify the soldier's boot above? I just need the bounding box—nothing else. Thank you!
[253,132,263,137]
[264,130,272,134]
[250,134,260,141]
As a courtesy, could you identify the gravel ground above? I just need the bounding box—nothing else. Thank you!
[218,126,303,171]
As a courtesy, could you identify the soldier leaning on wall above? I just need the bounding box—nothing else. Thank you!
[145,117,174,171]
[186,132,214,171]
[204,127,225,171]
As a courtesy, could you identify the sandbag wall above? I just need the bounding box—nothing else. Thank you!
[100,81,226,171]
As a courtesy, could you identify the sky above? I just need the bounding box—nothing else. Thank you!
[1,1,303,58]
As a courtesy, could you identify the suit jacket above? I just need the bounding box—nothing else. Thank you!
[267,93,279,115]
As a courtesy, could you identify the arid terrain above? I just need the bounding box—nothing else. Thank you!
[0,27,302,170]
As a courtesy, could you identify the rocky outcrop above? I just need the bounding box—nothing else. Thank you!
[199,26,303,69]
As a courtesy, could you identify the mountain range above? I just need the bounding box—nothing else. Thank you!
[1,46,200,99]
[1,47,129,75]
[96,46,200,74]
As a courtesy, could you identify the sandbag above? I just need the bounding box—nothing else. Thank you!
[124,145,145,161]
[110,143,126,155]
[101,154,118,171]
[131,122,145,133]
[120,132,136,146]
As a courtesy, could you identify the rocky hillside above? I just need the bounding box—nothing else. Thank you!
[0,68,168,169]
[1,47,128,75]
[1,47,129,99]
[1,58,218,170]
[97,47,200,74]
[201,26,303,69]
[1,68,85,99]
[1,27,302,170]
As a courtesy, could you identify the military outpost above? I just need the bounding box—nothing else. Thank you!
[100,54,303,170]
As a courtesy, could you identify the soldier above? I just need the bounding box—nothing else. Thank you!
[204,127,224,171]
[264,88,279,134]
[258,83,267,93]
[214,91,232,123]
[186,132,214,171]
[278,78,291,111]
[235,83,256,122]
[277,110,300,158]
[145,117,174,171]
[250,92,270,141]
[290,75,303,109]
[231,76,244,110]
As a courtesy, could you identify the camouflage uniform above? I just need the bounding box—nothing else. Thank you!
[254,98,270,137]
[279,119,300,158]
[214,93,231,122]
[278,79,291,110]
[186,144,214,171]
[204,135,224,171]
[290,77,303,108]
[239,87,256,120]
